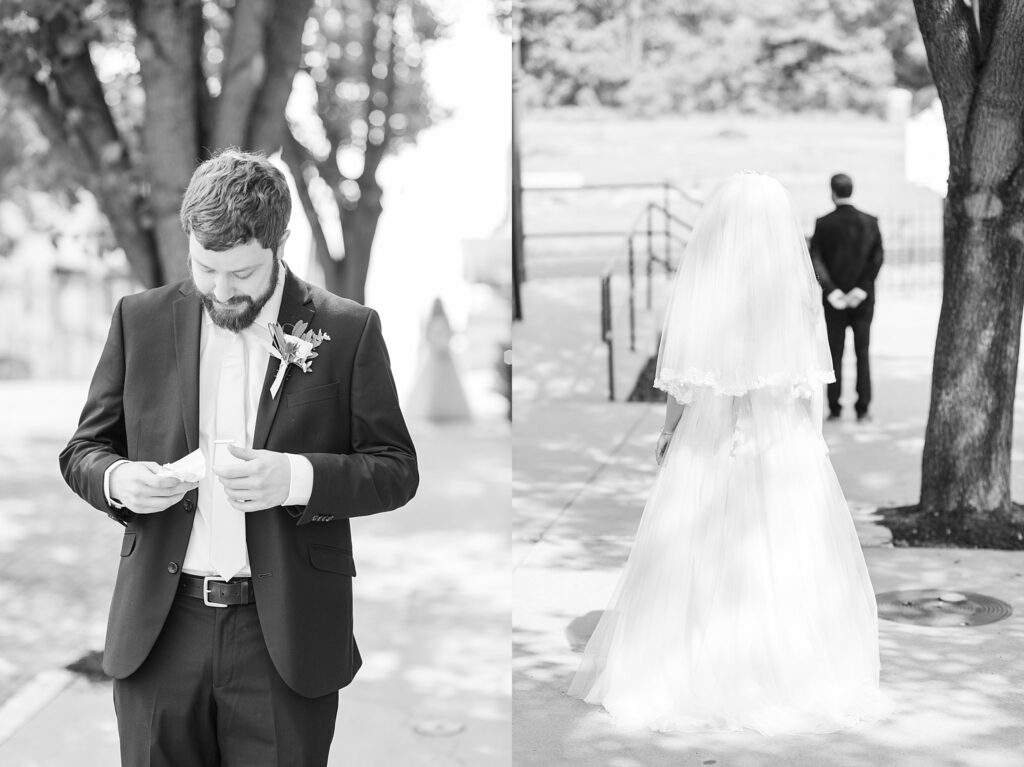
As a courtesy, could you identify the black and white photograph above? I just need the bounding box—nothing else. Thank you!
[3,1,1024,766]
[0,1,510,765]
[512,2,1024,766]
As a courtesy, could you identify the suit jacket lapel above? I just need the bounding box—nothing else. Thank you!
[253,270,316,450]
[172,286,202,453]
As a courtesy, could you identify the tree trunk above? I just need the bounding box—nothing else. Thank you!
[920,196,1024,515]
[133,0,204,286]
[212,0,273,149]
[886,0,1024,546]
[92,176,163,288]
[288,123,386,304]
[248,0,316,154]
[332,190,383,305]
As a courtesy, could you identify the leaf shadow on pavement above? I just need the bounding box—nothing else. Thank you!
[514,555,1024,767]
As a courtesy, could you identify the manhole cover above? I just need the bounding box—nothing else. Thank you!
[876,590,1012,627]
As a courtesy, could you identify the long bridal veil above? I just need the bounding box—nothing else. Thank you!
[654,172,834,405]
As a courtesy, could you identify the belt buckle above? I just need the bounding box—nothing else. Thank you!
[203,576,229,608]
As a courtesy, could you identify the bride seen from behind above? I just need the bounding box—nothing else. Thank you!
[567,172,893,735]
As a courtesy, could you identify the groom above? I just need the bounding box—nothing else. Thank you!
[809,173,884,422]
[59,150,418,766]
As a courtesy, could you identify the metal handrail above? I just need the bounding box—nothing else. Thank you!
[599,198,698,401]
[523,181,701,242]
[527,230,634,239]
[600,274,614,401]
[524,180,701,201]
[521,180,699,401]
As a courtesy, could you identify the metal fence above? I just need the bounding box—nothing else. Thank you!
[524,182,945,401]
[599,199,692,401]
[524,183,943,289]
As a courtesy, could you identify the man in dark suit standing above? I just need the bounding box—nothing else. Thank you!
[60,150,418,766]
[809,173,884,422]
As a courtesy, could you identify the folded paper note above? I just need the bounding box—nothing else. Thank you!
[156,448,207,483]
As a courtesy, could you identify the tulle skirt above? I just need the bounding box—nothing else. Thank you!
[567,388,892,735]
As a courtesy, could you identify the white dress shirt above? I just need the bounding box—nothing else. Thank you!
[104,265,314,578]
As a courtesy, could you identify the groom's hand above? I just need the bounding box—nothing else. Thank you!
[215,445,291,512]
[109,461,198,514]
[845,287,868,308]
[826,289,848,310]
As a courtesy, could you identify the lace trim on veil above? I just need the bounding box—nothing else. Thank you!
[654,367,836,404]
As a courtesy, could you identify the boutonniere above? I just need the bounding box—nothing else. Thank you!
[267,320,331,398]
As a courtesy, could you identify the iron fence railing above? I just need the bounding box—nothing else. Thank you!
[600,200,694,401]
[521,181,701,281]
[532,181,943,400]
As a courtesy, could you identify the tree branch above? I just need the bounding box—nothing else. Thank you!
[194,6,212,154]
[212,0,272,149]
[913,0,978,176]
[27,17,164,287]
[42,19,129,177]
[282,128,335,267]
[314,127,345,199]
[6,77,91,185]
[356,0,395,190]
[968,0,1024,193]
[247,0,316,153]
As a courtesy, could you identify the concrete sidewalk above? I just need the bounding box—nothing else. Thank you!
[513,278,1024,766]
[0,392,510,766]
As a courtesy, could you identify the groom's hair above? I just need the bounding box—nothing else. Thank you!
[830,173,853,199]
[180,149,291,254]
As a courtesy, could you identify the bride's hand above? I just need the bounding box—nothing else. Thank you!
[655,431,673,465]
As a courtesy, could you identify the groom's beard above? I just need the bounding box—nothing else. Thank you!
[192,256,280,332]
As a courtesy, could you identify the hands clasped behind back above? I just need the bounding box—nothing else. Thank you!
[109,461,198,514]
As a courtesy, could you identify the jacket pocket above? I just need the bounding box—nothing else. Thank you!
[287,381,340,408]
[120,532,137,557]
[308,544,356,576]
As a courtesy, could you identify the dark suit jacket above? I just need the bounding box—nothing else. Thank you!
[809,204,884,301]
[59,270,418,698]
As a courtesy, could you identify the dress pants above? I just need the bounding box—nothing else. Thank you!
[113,591,338,767]
[823,299,874,417]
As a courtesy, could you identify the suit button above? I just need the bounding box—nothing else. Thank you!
[167,562,179,574]
[183,499,194,513]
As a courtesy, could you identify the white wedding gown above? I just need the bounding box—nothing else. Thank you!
[567,385,892,735]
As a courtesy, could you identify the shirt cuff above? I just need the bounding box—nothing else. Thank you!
[284,454,314,506]
[104,459,130,508]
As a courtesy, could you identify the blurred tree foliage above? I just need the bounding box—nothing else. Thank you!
[520,0,930,114]
[0,0,442,300]
[283,0,443,303]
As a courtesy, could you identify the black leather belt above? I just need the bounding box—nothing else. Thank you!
[179,573,255,607]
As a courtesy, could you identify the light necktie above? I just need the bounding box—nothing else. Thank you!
[210,330,248,580]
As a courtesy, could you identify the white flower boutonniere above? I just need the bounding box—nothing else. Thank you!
[267,320,331,398]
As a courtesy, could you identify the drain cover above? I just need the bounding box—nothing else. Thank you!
[876,590,1012,627]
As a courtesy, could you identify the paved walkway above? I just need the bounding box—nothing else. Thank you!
[0,402,509,766]
[513,278,1024,766]
[0,283,511,766]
